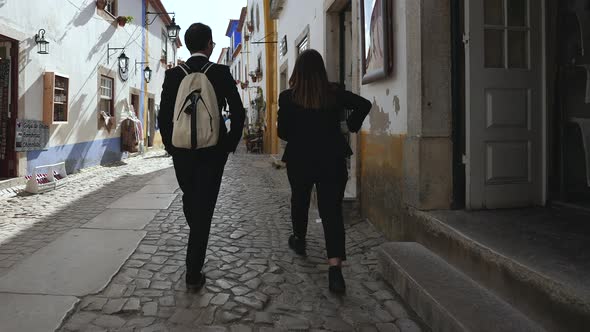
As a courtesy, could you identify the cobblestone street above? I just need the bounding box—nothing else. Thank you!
[1,150,423,332]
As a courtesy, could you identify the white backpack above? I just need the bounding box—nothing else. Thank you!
[172,62,220,150]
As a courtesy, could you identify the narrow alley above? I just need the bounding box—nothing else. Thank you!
[0,149,422,331]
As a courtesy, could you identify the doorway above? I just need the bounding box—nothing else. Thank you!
[326,0,357,199]
[0,36,18,179]
[130,93,140,117]
[147,97,155,147]
[550,0,590,208]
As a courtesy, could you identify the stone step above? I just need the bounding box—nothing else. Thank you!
[378,242,545,332]
[406,208,590,332]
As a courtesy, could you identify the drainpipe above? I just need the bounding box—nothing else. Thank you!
[263,0,278,154]
[140,0,148,147]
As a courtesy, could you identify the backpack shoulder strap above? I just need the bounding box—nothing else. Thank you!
[178,63,191,76]
[202,62,215,74]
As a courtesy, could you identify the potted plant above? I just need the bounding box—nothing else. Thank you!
[116,16,133,27]
[240,80,249,89]
[96,0,107,10]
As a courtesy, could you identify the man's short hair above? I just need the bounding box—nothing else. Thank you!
[185,23,212,53]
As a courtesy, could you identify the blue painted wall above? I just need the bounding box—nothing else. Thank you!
[27,137,123,174]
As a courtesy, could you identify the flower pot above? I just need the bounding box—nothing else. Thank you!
[96,0,107,10]
[117,16,126,27]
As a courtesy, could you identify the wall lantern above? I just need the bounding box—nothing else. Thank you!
[118,52,129,70]
[166,17,181,41]
[34,29,49,55]
[107,44,129,81]
[144,66,152,83]
[145,12,181,42]
[135,60,152,83]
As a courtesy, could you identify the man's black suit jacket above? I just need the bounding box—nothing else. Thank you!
[158,55,245,154]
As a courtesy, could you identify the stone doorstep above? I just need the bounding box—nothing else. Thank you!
[378,242,544,332]
[407,208,590,332]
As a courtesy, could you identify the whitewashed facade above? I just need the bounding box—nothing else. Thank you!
[0,0,177,177]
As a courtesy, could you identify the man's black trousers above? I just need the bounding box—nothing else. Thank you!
[172,148,228,280]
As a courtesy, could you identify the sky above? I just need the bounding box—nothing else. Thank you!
[161,0,247,62]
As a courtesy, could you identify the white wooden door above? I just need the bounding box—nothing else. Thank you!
[465,0,543,209]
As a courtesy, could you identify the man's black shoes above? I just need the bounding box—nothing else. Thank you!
[328,266,346,294]
[288,235,306,256]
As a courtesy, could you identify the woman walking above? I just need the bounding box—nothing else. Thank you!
[277,49,372,293]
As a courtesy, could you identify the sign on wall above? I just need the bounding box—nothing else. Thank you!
[14,119,49,152]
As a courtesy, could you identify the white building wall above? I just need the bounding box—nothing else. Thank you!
[146,3,175,113]
[276,0,326,85]
[275,0,407,136]
[244,0,269,128]
[358,0,408,135]
[0,0,173,174]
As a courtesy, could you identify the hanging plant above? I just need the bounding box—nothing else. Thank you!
[116,16,134,27]
[253,87,265,111]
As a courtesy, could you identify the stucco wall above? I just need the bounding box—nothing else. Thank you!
[357,0,408,237]
[0,0,172,174]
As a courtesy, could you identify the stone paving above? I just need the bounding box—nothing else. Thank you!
[56,150,423,332]
[0,147,424,331]
[0,151,173,277]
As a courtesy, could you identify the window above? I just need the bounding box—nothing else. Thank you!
[105,0,117,16]
[161,31,168,63]
[483,0,529,69]
[297,35,309,55]
[99,75,114,116]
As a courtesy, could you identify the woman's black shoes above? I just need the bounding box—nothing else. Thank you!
[186,272,206,292]
[328,266,346,293]
[288,235,306,256]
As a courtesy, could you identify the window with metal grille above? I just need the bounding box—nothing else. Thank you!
[297,35,309,55]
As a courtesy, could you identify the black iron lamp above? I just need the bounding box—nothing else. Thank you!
[118,51,129,70]
[166,17,181,41]
[107,44,129,81]
[34,29,49,54]
[146,12,181,42]
[135,60,152,83]
[143,66,152,83]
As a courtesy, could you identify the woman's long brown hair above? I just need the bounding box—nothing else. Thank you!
[289,49,331,109]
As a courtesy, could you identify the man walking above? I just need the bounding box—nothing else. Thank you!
[158,23,245,291]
